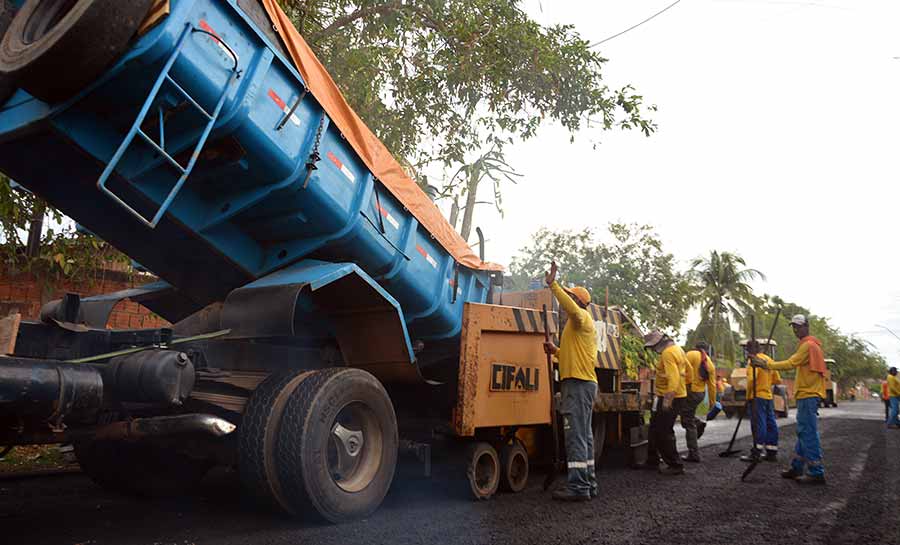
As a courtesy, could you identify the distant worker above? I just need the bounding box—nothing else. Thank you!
[682,341,716,462]
[740,340,781,463]
[882,379,891,423]
[707,375,726,421]
[887,367,900,429]
[640,330,687,475]
[542,261,598,501]
[750,314,826,484]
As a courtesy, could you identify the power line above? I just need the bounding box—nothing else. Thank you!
[589,0,682,47]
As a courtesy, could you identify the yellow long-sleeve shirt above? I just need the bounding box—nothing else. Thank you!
[550,282,597,383]
[745,354,781,400]
[655,344,687,398]
[888,374,900,397]
[685,349,716,404]
[767,341,826,400]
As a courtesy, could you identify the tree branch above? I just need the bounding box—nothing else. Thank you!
[307,1,404,43]
[307,1,450,46]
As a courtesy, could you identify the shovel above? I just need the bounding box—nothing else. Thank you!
[741,308,781,482]
[541,304,564,491]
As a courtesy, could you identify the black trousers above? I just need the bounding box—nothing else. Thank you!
[886,399,891,422]
[648,396,685,468]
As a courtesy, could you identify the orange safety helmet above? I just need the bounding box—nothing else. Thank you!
[565,286,591,306]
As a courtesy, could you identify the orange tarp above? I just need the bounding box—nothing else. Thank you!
[260,0,502,272]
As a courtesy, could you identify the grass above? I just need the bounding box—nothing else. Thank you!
[0,444,68,473]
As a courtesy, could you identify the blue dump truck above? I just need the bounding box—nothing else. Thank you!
[0,0,650,523]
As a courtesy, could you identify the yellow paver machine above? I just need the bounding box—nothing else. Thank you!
[448,289,652,499]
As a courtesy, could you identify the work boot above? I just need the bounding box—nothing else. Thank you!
[781,467,803,479]
[764,451,778,462]
[635,461,660,471]
[659,465,685,476]
[552,488,591,502]
[680,453,701,463]
[740,451,761,463]
[796,474,826,486]
[696,421,707,439]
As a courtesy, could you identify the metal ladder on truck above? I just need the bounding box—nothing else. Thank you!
[96,23,241,228]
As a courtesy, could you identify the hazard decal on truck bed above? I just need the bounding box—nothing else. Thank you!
[376,203,400,230]
[416,244,438,269]
[199,19,238,62]
[327,151,356,183]
[267,89,300,126]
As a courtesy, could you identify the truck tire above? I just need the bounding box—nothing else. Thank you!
[0,1,16,105]
[464,441,500,500]
[274,368,398,522]
[0,0,154,103]
[499,439,528,493]
[74,440,211,497]
[238,369,316,511]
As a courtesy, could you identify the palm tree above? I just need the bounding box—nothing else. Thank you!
[689,251,764,363]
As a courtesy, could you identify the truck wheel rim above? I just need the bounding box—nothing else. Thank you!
[23,0,78,44]
[328,402,382,493]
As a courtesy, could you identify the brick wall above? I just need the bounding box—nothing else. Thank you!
[0,270,171,329]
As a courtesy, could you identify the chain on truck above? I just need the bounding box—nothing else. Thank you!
[0,0,652,522]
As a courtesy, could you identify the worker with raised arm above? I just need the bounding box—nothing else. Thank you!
[542,261,599,501]
[639,330,687,475]
[887,367,900,429]
[740,340,782,463]
[750,314,826,484]
[681,341,716,462]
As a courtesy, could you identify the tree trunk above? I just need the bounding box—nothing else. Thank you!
[449,196,459,229]
[710,303,720,360]
[458,177,479,242]
[25,201,46,258]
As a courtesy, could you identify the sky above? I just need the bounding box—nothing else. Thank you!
[460,0,900,365]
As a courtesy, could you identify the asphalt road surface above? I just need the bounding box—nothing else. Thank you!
[2,400,897,545]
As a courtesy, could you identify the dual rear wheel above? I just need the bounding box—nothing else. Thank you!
[465,438,529,500]
[238,367,399,523]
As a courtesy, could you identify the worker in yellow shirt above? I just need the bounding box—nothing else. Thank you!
[750,314,826,484]
[640,329,687,475]
[740,339,782,463]
[542,261,598,501]
[681,341,716,462]
[887,367,900,429]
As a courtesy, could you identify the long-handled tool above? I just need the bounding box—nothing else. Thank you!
[741,308,782,481]
[541,304,563,491]
[741,316,761,480]
[718,408,746,457]
[719,320,754,458]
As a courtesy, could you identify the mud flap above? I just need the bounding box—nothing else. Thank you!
[221,259,419,384]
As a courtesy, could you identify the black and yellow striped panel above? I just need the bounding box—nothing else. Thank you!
[588,305,624,371]
[509,306,547,334]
